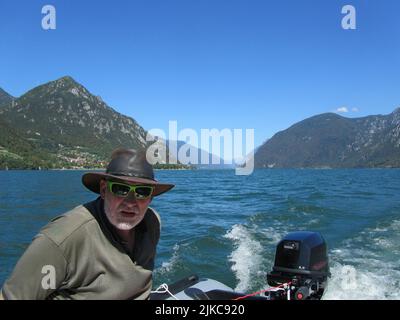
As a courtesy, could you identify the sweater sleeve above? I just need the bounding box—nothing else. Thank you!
[1,233,68,300]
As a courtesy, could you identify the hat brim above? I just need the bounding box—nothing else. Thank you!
[82,172,174,197]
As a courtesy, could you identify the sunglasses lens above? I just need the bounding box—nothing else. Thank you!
[110,183,130,197]
[108,181,153,199]
[134,186,153,199]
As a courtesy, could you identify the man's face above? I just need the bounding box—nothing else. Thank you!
[100,179,152,231]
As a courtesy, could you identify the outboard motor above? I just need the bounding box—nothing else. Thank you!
[150,231,330,300]
[266,231,330,300]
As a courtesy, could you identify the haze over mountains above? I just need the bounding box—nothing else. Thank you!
[0,76,399,169]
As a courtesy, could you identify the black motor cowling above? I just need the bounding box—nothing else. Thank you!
[267,231,330,300]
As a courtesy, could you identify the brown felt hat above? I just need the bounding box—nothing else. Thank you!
[82,148,174,197]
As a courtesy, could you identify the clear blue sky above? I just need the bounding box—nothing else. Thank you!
[1,0,399,147]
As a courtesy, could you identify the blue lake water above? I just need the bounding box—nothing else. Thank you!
[1,169,400,299]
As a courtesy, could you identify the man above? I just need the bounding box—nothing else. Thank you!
[0,148,174,299]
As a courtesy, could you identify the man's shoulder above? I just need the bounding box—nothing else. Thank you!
[39,203,97,246]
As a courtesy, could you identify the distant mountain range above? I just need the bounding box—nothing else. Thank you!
[254,109,400,168]
[173,140,235,169]
[1,76,399,170]
[0,77,226,169]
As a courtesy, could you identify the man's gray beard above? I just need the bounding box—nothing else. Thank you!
[114,219,136,230]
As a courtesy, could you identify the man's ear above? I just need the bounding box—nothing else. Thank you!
[100,180,106,199]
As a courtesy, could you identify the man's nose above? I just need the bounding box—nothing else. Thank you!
[124,191,139,203]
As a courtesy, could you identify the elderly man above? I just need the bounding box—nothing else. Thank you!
[0,148,174,299]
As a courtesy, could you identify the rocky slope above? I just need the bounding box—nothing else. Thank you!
[254,109,400,168]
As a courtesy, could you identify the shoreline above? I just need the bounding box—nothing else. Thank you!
[1,167,400,172]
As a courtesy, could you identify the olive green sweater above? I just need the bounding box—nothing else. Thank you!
[1,198,161,300]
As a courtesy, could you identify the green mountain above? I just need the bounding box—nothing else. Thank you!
[0,88,14,107]
[254,109,400,168]
[0,76,154,169]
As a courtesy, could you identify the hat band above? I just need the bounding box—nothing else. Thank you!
[107,171,156,181]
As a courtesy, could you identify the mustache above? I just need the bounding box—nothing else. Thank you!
[120,207,140,214]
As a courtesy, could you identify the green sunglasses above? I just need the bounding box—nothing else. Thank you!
[107,181,154,199]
